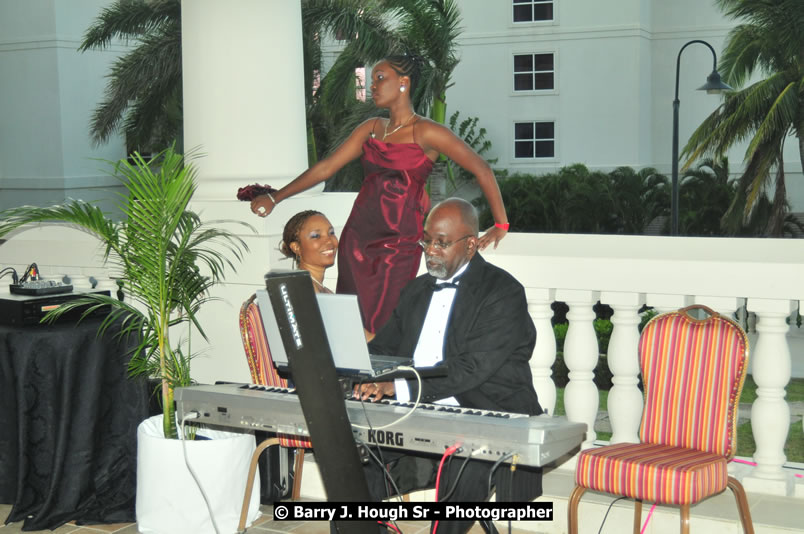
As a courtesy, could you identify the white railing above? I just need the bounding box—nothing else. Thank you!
[484,232,803,497]
[3,221,802,497]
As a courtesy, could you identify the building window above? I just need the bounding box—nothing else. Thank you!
[514,121,555,158]
[513,53,554,91]
[513,0,554,23]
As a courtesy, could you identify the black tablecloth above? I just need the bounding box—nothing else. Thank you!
[0,318,148,530]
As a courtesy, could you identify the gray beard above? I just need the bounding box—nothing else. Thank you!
[425,254,448,279]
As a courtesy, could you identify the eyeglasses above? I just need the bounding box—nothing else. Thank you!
[417,235,472,251]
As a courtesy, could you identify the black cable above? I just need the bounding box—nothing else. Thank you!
[19,262,38,283]
[354,437,404,534]
[486,452,515,497]
[0,267,19,284]
[598,496,626,534]
[354,378,394,499]
[438,453,473,502]
[354,437,404,503]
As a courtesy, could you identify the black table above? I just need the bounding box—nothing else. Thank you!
[0,318,148,530]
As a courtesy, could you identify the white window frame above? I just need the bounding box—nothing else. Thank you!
[512,0,555,25]
[511,51,557,95]
[512,120,557,161]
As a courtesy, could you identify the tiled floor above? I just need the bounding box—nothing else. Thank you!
[0,503,536,534]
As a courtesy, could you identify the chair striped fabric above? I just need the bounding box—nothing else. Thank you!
[239,294,312,499]
[568,305,754,534]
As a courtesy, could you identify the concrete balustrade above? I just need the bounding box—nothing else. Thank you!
[1,220,802,500]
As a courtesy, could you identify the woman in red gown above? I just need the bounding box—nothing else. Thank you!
[251,55,510,333]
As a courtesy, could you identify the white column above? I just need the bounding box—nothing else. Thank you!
[601,291,644,444]
[181,0,312,199]
[742,298,795,495]
[527,288,556,416]
[557,289,600,448]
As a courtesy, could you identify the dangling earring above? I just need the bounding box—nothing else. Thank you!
[400,86,406,92]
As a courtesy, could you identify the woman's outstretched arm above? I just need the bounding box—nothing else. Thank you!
[251,119,376,217]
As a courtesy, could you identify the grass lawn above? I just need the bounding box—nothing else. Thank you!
[551,376,804,463]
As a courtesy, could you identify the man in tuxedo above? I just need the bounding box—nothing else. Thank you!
[354,197,542,534]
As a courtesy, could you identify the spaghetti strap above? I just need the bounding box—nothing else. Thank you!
[412,115,419,146]
[371,117,381,138]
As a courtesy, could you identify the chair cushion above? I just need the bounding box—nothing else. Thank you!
[575,442,728,505]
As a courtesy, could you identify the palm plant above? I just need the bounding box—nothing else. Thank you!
[678,158,736,235]
[606,166,669,234]
[0,147,249,439]
[306,0,461,122]
[79,0,182,151]
[681,0,804,236]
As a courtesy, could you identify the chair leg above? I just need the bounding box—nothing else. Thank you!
[240,438,280,532]
[633,499,642,534]
[727,476,755,534]
[291,448,305,500]
[567,485,586,534]
[680,504,690,534]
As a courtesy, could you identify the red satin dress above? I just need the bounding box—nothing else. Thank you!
[336,136,433,333]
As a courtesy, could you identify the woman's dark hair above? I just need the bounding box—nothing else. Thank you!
[385,54,423,96]
[279,210,324,260]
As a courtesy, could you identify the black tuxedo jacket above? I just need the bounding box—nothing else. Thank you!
[369,253,543,416]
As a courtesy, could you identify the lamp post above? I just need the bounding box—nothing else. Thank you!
[671,39,732,235]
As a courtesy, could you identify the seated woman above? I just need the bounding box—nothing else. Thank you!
[279,210,374,341]
[279,210,337,294]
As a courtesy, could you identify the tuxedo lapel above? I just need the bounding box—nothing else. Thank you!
[444,254,485,351]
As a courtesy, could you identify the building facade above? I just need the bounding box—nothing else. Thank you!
[417,0,804,209]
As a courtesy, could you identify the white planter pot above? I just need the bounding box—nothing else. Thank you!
[136,415,261,534]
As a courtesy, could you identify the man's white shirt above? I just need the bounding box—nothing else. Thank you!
[393,263,469,405]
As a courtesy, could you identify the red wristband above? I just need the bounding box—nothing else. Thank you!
[495,222,510,231]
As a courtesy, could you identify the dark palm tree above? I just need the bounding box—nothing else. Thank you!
[681,0,804,236]
[307,0,462,122]
[678,158,736,235]
[606,166,669,234]
[303,0,463,191]
[79,0,182,152]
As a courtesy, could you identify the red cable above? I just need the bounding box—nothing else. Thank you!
[433,444,460,534]
[378,520,402,533]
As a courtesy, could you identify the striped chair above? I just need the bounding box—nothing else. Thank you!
[568,305,754,534]
[239,293,312,500]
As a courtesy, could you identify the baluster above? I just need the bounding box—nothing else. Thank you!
[527,288,556,416]
[601,291,644,444]
[742,298,794,495]
[557,290,599,448]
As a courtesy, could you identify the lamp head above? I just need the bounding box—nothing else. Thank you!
[698,70,733,94]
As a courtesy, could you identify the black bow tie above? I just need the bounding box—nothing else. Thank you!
[431,275,463,291]
[432,281,459,291]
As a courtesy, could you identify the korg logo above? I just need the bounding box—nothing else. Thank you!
[280,284,303,349]
[367,429,404,447]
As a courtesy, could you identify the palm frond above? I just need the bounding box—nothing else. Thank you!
[79,0,180,51]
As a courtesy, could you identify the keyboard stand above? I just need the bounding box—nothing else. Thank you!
[265,271,375,534]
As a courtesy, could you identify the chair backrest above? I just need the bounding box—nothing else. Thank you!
[239,293,288,388]
[638,305,748,458]
[239,294,312,450]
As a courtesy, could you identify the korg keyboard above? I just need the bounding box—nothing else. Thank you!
[175,383,586,467]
